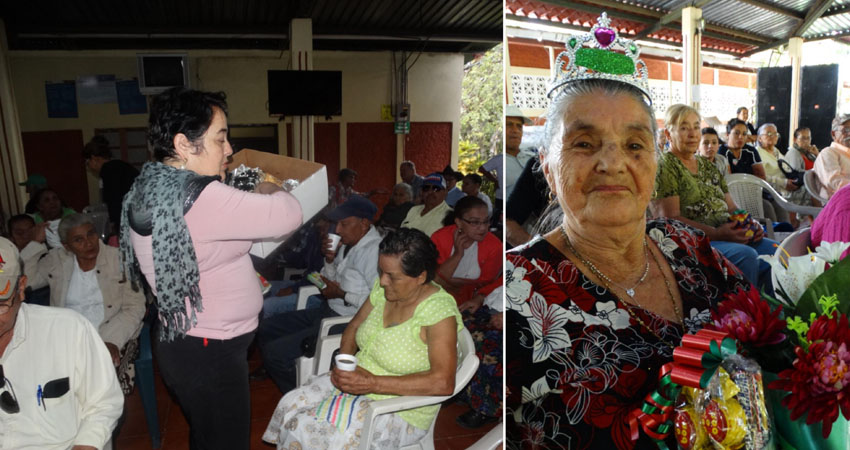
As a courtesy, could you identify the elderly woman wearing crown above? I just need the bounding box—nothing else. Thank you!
[504,14,751,449]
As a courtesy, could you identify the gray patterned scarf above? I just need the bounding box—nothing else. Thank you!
[120,162,216,341]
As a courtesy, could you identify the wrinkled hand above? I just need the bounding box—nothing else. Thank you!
[785,179,800,191]
[105,342,120,367]
[34,222,48,243]
[488,312,503,330]
[320,277,345,300]
[750,222,764,243]
[716,222,751,244]
[458,294,485,314]
[453,228,474,255]
[331,366,376,395]
[255,181,282,195]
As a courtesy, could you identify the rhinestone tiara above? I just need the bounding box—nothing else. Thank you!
[549,12,651,103]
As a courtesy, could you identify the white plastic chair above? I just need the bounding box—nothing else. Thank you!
[726,173,822,239]
[771,227,811,293]
[803,170,829,204]
[466,422,503,450]
[295,285,320,310]
[296,316,480,450]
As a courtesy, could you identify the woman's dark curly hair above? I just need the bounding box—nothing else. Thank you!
[147,87,228,162]
[379,228,439,283]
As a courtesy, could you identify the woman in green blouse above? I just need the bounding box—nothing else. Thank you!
[652,104,777,291]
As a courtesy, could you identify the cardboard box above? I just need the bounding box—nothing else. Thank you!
[228,149,328,258]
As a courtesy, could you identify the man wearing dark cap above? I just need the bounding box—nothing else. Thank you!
[258,195,382,394]
[401,172,453,237]
[0,237,123,449]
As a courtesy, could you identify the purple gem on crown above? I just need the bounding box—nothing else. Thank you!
[594,27,616,48]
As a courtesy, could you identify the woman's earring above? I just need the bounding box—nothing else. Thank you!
[548,190,556,202]
[180,159,187,170]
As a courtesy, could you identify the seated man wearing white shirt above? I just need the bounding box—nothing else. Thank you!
[258,196,382,394]
[0,236,124,450]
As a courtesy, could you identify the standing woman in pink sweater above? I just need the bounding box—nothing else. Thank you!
[120,87,302,450]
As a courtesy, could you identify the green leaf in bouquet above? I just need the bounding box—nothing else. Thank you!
[794,256,850,319]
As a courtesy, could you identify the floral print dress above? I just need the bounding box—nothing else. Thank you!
[505,219,750,449]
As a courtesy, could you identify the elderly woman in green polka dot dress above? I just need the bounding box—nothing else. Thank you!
[263,228,465,449]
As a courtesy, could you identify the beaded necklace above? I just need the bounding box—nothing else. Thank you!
[559,226,682,347]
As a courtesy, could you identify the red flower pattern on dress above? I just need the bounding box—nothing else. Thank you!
[769,313,850,438]
[706,286,786,347]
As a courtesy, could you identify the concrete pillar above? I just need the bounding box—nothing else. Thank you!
[0,19,28,221]
[505,42,513,105]
[682,7,703,109]
[289,18,315,161]
[788,37,804,141]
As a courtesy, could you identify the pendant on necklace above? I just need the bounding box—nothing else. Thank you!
[626,288,635,297]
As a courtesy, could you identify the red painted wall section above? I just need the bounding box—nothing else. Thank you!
[670,62,683,82]
[21,130,87,211]
[719,70,749,88]
[509,43,550,69]
[404,122,452,177]
[701,67,715,84]
[347,122,396,215]
[314,122,340,184]
[645,58,668,80]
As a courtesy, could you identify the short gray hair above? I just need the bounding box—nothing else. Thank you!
[832,114,850,132]
[58,213,95,244]
[758,123,777,135]
[393,183,413,199]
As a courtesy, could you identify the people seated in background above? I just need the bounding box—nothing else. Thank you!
[259,195,382,394]
[755,123,792,224]
[653,104,777,291]
[19,173,48,214]
[699,127,729,174]
[811,183,850,261]
[0,236,124,450]
[83,135,139,235]
[656,127,670,154]
[401,173,453,237]
[786,126,819,171]
[429,196,502,429]
[480,104,534,202]
[31,188,76,248]
[461,173,493,217]
[813,113,850,200]
[6,214,50,305]
[399,160,424,202]
[327,168,385,209]
[720,118,766,178]
[25,213,146,396]
[263,228,464,449]
[736,106,758,145]
[431,196,501,307]
[443,167,465,207]
[376,183,414,229]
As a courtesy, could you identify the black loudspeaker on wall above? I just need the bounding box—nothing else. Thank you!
[756,64,838,152]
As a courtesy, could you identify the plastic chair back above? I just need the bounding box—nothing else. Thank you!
[804,170,829,204]
[726,174,766,218]
[771,227,811,294]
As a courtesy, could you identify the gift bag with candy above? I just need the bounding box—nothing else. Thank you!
[728,209,761,241]
[227,164,300,192]
[670,329,771,450]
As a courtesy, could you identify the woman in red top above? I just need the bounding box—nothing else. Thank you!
[430,195,503,428]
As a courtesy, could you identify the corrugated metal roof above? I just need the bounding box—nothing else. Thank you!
[0,0,502,52]
[805,12,850,37]
[703,0,799,40]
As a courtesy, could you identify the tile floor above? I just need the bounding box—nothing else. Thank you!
[114,356,500,449]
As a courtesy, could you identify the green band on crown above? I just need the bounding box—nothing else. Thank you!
[575,48,635,75]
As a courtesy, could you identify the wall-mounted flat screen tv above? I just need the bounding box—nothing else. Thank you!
[137,54,189,95]
[268,70,342,116]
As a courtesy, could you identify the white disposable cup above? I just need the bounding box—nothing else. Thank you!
[334,354,358,372]
[327,233,342,252]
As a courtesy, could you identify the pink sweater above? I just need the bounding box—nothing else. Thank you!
[131,182,303,339]
[811,183,850,261]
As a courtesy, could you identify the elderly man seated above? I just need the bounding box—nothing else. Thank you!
[401,173,453,237]
[814,113,850,199]
[258,195,382,394]
[24,213,146,395]
[0,236,124,449]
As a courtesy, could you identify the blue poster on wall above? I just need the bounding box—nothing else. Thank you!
[45,81,78,118]
[116,79,148,115]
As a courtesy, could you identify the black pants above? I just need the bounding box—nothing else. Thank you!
[154,329,255,450]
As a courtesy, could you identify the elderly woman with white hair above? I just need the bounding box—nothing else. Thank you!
[24,213,146,393]
[376,182,415,229]
[505,16,751,448]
